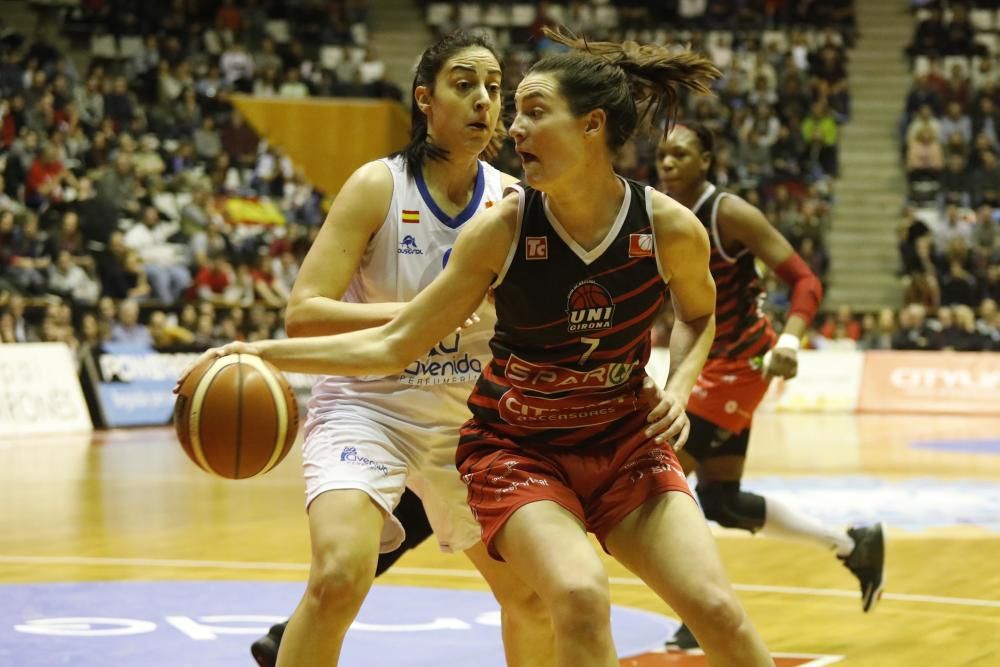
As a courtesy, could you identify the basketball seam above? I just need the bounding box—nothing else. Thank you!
[234,356,243,479]
[189,355,242,475]
[238,355,289,478]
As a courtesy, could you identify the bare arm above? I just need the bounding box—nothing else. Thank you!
[653,192,716,399]
[247,196,517,376]
[283,160,401,337]
[716,195,814,339]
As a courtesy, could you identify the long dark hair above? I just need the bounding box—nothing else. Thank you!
[531,27,720,151]
[392,31,504,176]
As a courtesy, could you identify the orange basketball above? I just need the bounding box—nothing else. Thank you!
[173,354,299,479]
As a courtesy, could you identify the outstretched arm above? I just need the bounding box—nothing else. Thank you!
[181,196,517,379]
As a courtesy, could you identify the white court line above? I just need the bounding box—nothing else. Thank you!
[2,555,999,610]
[674,651,842,666]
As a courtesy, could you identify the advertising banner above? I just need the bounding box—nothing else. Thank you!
[0,343,93,436]
[761,350,864,413]
[858,351,1000,416]
[87,345,201,428]
[85,346,318,428]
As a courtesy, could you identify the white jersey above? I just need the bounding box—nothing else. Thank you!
[306,155,504,433]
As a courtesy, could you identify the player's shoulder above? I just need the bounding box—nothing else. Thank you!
[473,187,521,231]
[716,190,763,224]
[648,188,703,240]
[342,158,395,196]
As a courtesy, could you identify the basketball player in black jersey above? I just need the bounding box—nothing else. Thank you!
[657,122,884,650]
[188,28,776,666]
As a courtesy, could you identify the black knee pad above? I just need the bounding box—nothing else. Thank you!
[696,481,765,533]
[682,413,751,464]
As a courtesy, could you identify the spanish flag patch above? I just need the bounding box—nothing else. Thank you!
[402,209,420,224]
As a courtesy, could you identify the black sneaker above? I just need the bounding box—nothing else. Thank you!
[250,621,287,667]
[664,622,700,651]
[840,523,885,612]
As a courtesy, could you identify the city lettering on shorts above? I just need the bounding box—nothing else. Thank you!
[497,389,634,428]
[525,236,548,260]
[339,446,389,476]
[506,355,637,394]
[400,332,483,385]
[398,234,423,255]
[565,280,615,333]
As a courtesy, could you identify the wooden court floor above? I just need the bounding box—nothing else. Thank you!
[2,412,999,666]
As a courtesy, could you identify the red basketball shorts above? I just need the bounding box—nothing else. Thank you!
[686,357,772,433]
[456,424,693,560]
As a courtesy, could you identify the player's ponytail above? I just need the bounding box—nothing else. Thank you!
[532,27,720,150]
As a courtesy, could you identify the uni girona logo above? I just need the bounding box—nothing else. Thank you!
[566,280,615,333]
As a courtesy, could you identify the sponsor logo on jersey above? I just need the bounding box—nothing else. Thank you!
[497,388,634,428]
[525,236,548,260]
[402,209,420,224]
[506,355,638,394]
[399,332,484,385]
[628,233,654,258]
[442,247,452,268]
[398,234,424,255]
[566,280,615,332]
[339,446,389,476]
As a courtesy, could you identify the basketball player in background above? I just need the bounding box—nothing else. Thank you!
[241,31,555,667]
[656,122,885,650]
[189,28,778,666]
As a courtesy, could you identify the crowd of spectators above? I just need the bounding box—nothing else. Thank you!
[1,0,372,351]
[2,0,864,356]
[892,1,1000,350]
[446,0,854,298]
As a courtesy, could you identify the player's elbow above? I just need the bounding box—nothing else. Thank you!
[284,296,318,337]
[284,311,309,338]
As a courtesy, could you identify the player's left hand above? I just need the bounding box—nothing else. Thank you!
[765,347,798,379]
[173,341,262,393]
[641,377,691,451]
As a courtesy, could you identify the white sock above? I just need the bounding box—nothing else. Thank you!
[759,494,855,557]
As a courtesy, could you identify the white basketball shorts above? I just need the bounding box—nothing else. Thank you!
[301,405,480,554]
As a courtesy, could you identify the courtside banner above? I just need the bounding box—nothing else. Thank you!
[85,345,200,428]
[0,343,93,436]
[760,350,864,413]
[858,351,1000,416]
[84,346,318,427]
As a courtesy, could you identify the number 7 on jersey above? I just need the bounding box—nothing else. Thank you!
[578,336,600,365]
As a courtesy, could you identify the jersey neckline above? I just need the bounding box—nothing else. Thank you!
[414,161,485,230]
[541,175,631,266]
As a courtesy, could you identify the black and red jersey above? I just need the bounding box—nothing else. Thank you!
[689,184,776,362]
[466,178,667,447]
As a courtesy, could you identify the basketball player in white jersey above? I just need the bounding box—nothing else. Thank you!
[248,32,553,667]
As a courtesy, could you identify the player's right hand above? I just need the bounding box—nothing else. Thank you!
[643,380,692,452]
[173,341,262,393]
[763,347,798,379]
